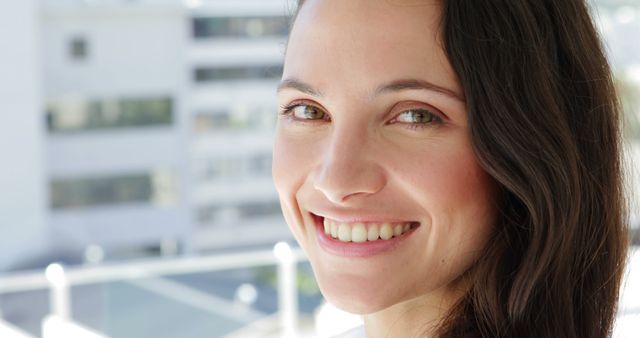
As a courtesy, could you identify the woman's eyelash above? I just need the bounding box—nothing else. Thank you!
[279,102,445,130]
[394,109,445,130]
[279,103,301,115]
[279,102,330,121]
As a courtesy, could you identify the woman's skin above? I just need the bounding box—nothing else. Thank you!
[273,0,498,336]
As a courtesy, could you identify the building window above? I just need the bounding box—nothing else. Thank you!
[248,154,272,176]
[193,64,283,82]
[195,153,272,182]
[47,96,173,133]
[237,201,282,219]
[193,16,289,39]
[618,75,640,139]
[69,37,88,60]
[50,171,176,210]
[196,205,239,224]
[197,200,282,225]
[194,109,231,132]
[195,156,244,181]
[193,106,276,132]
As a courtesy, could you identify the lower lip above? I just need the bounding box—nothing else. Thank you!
[312,215,419,258]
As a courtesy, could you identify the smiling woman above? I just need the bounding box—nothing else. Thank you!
[272,0,628,337]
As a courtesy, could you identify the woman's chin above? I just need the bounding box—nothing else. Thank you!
[316,277,396,315]
[323,293,387,315]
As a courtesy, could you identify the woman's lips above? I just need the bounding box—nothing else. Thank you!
[310,213,420,258]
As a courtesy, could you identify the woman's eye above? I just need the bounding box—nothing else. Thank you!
[395,109,441,125]
[283,104,328,121]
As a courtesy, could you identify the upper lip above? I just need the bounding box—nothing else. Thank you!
[310,210,420,225]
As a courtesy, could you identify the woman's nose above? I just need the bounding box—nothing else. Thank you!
[312,127,386,204]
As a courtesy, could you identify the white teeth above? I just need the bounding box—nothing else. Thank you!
[338,224,351,241]
[393,224,403,237]
[380,224,393,240]
[351,223,367,243]
[322,218,416,242]
[367,225,379,241]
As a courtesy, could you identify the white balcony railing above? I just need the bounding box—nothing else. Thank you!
[0,242,306,338]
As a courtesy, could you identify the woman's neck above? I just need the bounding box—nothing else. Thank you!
[362,285,464,338]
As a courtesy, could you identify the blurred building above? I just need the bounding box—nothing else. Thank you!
[0,0,292,270]
[0,0,48,271]
[43,0,192,264]
[187,0,291,250]
[0,0,638,271]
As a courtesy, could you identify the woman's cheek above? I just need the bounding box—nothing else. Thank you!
[273,132,312,192]
[272,130,322,237]
[271,134,291,195]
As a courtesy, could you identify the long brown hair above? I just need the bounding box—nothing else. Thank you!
[289,1,629,337]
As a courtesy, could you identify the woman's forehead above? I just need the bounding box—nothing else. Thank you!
[283,0,461,100]
[291,0,442,48]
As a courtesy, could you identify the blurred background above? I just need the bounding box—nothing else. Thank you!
[0,0,638,337]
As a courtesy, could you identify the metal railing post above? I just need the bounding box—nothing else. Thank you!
[45,263,71,321]
[274,242,298,338]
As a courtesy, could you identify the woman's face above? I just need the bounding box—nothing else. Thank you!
[273,0,497,314]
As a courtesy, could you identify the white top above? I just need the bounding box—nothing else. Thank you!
[333,326,365,338]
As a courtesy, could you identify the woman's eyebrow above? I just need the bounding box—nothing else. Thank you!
[374,79,465,102]
[277,77,324,97]
[277,77,464,102]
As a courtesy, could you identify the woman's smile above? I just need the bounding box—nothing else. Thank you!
[310,212,421,257]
